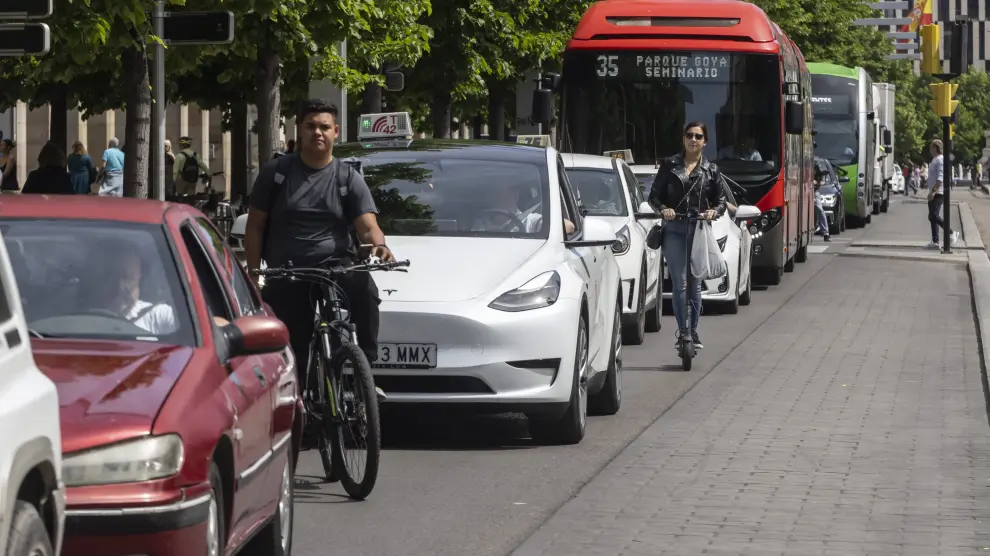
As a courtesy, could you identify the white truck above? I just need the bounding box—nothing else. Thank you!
[874,82,895,213]
[0,231,64,556]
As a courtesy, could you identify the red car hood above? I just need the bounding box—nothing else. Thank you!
[33,340,194,454]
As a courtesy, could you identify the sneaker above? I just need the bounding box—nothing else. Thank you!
[951,231,960,245]
[926,241,940,249]
[824,235,831,242]
[691,331,703,349]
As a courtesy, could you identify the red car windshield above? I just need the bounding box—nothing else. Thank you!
[2,219,196,345]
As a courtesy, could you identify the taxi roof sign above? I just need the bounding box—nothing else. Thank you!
[517,134,551,147]
[358,112,413,140]
[604,149,634,164]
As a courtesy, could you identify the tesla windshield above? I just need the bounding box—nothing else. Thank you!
[334,144,551,238]
[560,51,782,180]
[2,220,195,345]
[566,168,628,216]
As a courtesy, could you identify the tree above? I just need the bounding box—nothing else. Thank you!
[950,69,990,164]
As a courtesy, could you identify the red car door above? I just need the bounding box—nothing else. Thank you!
[177,220,275,544]
[191,218,296,518]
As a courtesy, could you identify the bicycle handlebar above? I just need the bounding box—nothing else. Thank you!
[253,259,411,279]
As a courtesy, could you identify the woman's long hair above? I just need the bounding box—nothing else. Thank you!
[71,141,86,155]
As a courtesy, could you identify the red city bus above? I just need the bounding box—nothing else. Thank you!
[546,0,814,284]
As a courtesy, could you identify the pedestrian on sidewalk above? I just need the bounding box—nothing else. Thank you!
[0,139,19,192]
[173,136,209,195]
[67,141,95,194]
[926,139,959,249]
[909,165,920,195]
[22,142,73,195]
[977,161,983,190]
[98,137,125,197]
[921,162,928,191]
[813,165,830,242]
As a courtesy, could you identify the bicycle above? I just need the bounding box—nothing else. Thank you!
[254,257,411,500]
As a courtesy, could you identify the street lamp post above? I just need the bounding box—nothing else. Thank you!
[151,0,165,200]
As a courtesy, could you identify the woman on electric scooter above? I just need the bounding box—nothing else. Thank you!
[648,121,727,351]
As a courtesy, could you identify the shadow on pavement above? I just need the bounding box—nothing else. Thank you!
[380,409,537,451]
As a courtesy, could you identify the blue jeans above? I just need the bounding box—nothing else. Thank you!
[815,198,829,235]
[662,221,701,333]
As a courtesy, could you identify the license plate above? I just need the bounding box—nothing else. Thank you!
[374,343,437,369]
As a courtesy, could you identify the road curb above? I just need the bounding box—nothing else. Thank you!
[838,250,969,265]
[959,202,985,250]
[966,250,990,425]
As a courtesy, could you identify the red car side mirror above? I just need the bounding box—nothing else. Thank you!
[222,315,289,357]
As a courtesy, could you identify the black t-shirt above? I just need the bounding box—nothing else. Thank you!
[249,154,378,266]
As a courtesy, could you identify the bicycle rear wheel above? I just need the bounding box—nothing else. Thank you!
[329,343,381,500]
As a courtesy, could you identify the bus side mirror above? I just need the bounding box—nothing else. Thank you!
[785,101,805,135]
[532,88,553,126]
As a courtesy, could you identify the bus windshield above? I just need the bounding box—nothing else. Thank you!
[560,51,781,182]
[810,74,858,167]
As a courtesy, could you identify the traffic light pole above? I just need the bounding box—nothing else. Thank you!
[942,115,952,253]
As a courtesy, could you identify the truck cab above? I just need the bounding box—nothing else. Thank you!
[0,229,64,556]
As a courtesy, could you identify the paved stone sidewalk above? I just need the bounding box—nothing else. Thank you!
[856,196,964,247]
[512,257,990,555]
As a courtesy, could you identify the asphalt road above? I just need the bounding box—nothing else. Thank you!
[291,230,859,556]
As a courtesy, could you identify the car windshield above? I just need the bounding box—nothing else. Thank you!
[560,51,782,182]
[810,73,859,166]
[2,219,195,345]
[566,168,628,216]
[334,147,550,238]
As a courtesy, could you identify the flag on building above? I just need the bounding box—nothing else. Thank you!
[899,0,933,42]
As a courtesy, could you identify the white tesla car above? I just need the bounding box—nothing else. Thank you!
[562,154,662,345]
[329,127,623,445]
[630,166,760,314]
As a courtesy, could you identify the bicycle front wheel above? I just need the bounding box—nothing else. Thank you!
[329,343,381,500]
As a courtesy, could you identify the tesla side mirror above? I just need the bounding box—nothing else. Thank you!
[883,128,892,148]
[734,205,761,222]
[531,88,553,125]
[230,213,248,240]
[222,315,289,357]
[565,217,617,248]
[839,176,850,183]
[634,201,656,220]
[785,100,805,134]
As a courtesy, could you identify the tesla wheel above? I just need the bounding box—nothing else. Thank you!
[242,450,294,556]
[329,343,381,500]
[739,255,752,306]
[6,501,53,556]
[206,462,225,556]
[645,264,662,333]
[530,314,588,445]
[590,297,622,415]
[621,267,647,345]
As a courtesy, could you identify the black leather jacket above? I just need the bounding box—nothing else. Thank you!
[648,153,727,218]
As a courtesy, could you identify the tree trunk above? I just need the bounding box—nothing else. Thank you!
[255,37,281,164]
[431,88,451,139]
[122,45,150,198]
[48,83,68,154]
[231,103,248,199]
[487,80,506,141]
[472,115,484,139]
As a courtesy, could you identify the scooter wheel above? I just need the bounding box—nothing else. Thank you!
[681,355,692,371]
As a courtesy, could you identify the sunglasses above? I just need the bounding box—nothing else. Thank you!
[684,132,705,141]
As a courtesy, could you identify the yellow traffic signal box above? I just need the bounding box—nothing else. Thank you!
[921,24,941,74]
[929,82,959,118]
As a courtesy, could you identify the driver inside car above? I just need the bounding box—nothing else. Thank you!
[84,240,179,335]
[471,184,544,233]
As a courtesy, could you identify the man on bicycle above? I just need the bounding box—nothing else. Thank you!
[243,98,394,397]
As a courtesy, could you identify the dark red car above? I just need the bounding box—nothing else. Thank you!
[1,195,303,556]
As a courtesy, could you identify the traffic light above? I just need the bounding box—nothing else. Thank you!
[929,82,959,118]
[950,110,957,139]
[949,20,971,75]
[921,24,941,74]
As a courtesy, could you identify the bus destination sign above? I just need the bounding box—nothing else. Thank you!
[595,53,732,82]
[810,95,851,116]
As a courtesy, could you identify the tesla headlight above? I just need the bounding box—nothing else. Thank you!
[489,271,561,312]
[612,225,631,254]
[62,434,184,487]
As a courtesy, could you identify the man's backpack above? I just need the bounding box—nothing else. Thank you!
[180,152,200,183]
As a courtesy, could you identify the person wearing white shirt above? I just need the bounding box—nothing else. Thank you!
[471,185,545,233]
[89,241,179,335]
[926,139,959,249]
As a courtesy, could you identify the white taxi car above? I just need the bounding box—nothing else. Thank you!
[563,154,662,345]
[0,229,64,556]
[336,115,623,445]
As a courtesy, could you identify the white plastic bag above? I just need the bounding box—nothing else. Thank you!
[690,221,728,281]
